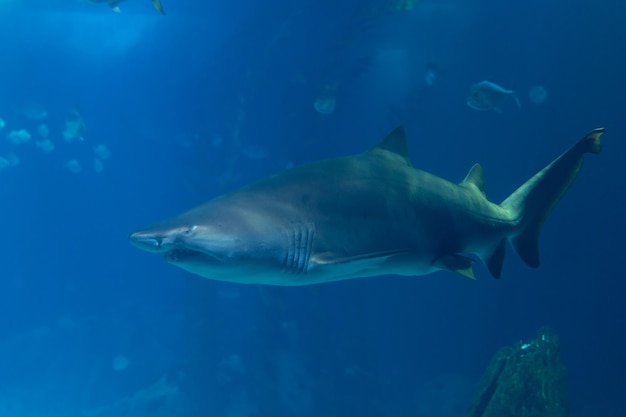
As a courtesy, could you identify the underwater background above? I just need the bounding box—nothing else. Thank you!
[0,0,624,416]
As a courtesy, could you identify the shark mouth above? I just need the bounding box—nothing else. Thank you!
[164,248,205,263]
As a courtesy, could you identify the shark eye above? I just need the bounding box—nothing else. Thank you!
[184,225,197,235]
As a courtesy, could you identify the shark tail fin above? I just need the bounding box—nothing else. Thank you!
[500,128,603,269]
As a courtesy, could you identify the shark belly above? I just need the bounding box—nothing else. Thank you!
[272,170,509,284]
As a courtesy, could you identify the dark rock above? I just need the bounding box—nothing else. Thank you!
[467,327,568,417]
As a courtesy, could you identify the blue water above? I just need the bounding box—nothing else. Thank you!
[0,0,624,416]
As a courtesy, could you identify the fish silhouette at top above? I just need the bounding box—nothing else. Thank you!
[86,0,165,14]
[129,126,603,286]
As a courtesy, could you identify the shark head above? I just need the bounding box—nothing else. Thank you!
[129,221,238,274]
[128,200,309,284]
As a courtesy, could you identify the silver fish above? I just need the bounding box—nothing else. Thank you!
[468,80,521,112]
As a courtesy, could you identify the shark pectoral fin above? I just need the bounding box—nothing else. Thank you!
[309,251,406,281]
[313,249,410,266]
[310,249,412,279]
[435,254,476,280]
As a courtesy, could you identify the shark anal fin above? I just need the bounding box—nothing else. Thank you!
[483,239,507,279]
[512,226,540,268]
[436,254,476,280]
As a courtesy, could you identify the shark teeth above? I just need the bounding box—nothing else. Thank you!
[164,249,199,262]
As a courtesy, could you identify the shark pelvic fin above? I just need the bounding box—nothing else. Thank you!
[436,254,476,280]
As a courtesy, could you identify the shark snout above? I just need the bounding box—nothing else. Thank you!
[128,229,171,253]
[129,224,204,254]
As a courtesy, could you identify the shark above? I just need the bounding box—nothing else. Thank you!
[129,126,603,285]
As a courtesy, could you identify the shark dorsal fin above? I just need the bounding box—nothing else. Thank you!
[461,163,486,196]
[369,126,412,165]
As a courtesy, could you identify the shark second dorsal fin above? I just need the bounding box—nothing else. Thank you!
[461,163,486,197]
[369,126,412,165]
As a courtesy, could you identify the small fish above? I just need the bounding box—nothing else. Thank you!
[0,154,20,170]
[313,93,336,115]
[85,0,124,13]
[467,80,521,112]
[36,139,55,153]
[424,62,438,87]
[85,0,164,14]
[314,83,337,115]
[151,0,165,14]
[19,103,47,120]
[63,107,86,143]
[94,144,111,160]
[6,129,31,145]
[64,159,82,174]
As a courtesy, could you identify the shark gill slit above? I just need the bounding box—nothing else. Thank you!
[283,224,313,274]
[302,225,313,273]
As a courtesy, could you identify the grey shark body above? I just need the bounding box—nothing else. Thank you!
[129,127,603,285]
